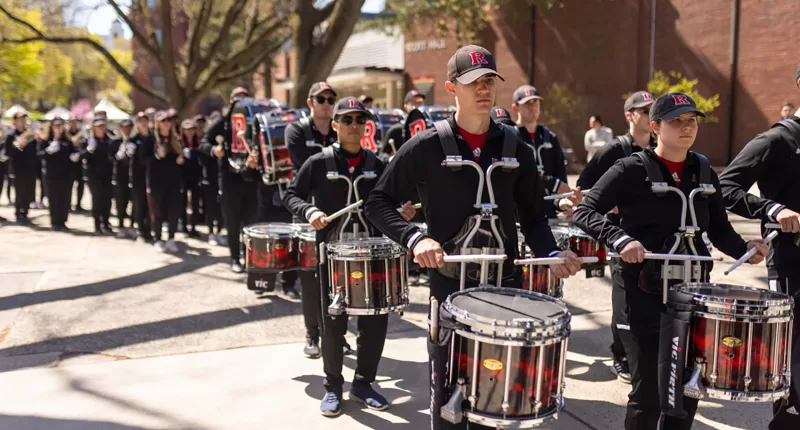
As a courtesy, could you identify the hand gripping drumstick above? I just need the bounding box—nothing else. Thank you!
[543,188,591,201]
[396,202,422,212]
[514,256,599,265]
[325,200,363,223]
[724,230,778,275]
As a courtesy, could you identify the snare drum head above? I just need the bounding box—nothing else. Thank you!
[326,237,405,259]
[450,288,568,326]
[244,223,297,238]
[675,282,791,304]
[294,223,316,241]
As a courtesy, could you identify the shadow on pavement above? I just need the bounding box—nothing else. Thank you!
[0,415,162,430]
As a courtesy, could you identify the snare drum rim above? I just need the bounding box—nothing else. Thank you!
[452,326,569,347]
[462,396,563,428]
[443,287,571,335]
[243,223,300,239]
[326,238,406,260]
[687,386,790,403]
[675,282,794,316]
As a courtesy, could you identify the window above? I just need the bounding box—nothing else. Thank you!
[153,28,162,46]
[147,0,157,8]
[152,75,165,96]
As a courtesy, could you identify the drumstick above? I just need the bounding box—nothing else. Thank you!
[607,252,719,262]
[442,254,507,263]
[765,223,782,230]
[543,189,591,201]
[325,200,363,223]
[724,230,778,275]
[430,297,439,343]
[396,202,422,212]
[514,256,599,265]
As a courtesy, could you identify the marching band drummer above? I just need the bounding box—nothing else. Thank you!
[4,110,37,225]
[364,45,581,430]
[381,89,427,158]
[36,117,78,231]
[79,118,116,234]
[718,66,800,429]
[573,92,767,430]
[575,90,656,385]
[284,97,417,417]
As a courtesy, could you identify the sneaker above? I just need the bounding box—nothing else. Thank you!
[283,286,301,300]
[31,202,40,209]
[611,357,632,384]
[217,235,228,246]
[343,341,354,356]
[165,239,179,253]
[154,240,167,253]
[418,273,430,285]
[103,225,114,235]
[125,227,138,239]
[303,336,320,359]
[177,221,184,232]
[208,235,219,246]
[231,260,244,273]
[116,229,128,239]
[349,384,389,411]
[136,234,152,244]
[320,390,343,417]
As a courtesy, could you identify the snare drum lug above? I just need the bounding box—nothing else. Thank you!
[683,358,706,399]
[743,375,752,392]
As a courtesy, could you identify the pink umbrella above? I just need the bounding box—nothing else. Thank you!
[70,99,92,121]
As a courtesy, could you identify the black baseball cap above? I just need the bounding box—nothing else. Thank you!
[513,85,543,105]
[51,117,65,126]
[119,119,133,127]
[490,106,515,126]
[446,45,504,84]
[332,97,370,119]
[404,90,425,104]
[308,82,337,98]
[624,91,655,112]
[649,92,706,122]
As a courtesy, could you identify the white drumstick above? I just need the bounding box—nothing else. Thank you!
[607,252,718,262]
[765,223,782,230]
[724,230,778,275]
[514,256,599,266]
[442,254,507,263]
[543,188,591,201]
[325,200,363,223]
[396,202,422,212]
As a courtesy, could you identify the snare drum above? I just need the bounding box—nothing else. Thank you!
[441,287,570,427]
[675,283,794,402]
[326,237,408,315]
[295,225,317,271]
[255,113,293,185]
[567,227,606,278]
[244,223,299,273]
[516,228,566,298]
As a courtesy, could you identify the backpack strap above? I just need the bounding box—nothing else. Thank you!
[618,134,634,157]
[433,120,461,171]
[363,149,377,174]
[773,119,800,152]
[541,126,552,144]
[299,117,316,146]
[634,151,665,185]
[693,152,712,186]
[500,125,518,172]
[322,146,337,178]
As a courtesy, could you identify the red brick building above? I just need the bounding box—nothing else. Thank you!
[404,0,800,165]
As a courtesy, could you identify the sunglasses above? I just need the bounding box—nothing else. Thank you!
[315,95,336,105]
[337,115,368,126]
[636,107,650,115]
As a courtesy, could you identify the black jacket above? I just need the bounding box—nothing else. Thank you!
[5,129,39,177]
[577,132,656,190]
[37,137,78,179]
[285,117,337,174]
[365,117,559,263]
[517,124,568,194]
[573,148,748,277]
[79,135,114,178]
[284,145,385,243]
[181,136,202,188]
[719,116,800,278]
[128,131,152,189]
[198,116,258,189]
[108,137,130,186]
[141,134,183,191]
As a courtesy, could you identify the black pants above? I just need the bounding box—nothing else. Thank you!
[617,272,698,430]
[610,264,629,359]
[182,183,202,232]
[14,172,36,219]
[320,262,388,391]
[0,164,5,205]
[45,177,72,227]
[5,164,14,204]
[222,181,257,261]
[75,166,85,209]
[37,171,45,202]
[88,175,113,229]
[300,270,321,338]
[132,183,151,238]
[114,178,132,228]
[204,185,222,234]
[770,276,800,430]
[149,184,181,241]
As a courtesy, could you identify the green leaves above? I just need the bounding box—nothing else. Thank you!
[640,71,721,123]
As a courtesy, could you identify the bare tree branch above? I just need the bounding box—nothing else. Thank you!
[314,0,336,26]
[217,39,285,82]
[189,0,249,83]
[187,0,214,68]
[158,0,182,102]
[106,0,159,57]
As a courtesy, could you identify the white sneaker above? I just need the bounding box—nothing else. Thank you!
[209,234,218,246]
[165,239,179,253]
[154,240,166,252]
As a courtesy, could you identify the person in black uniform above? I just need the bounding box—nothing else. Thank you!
[381,89,427,158]
[285,97,416,417]
[365,45,581,430]
[573,92,767,430]
[718,67,800,429]
[79,118,115,234]
[67,116,87,213]
[489,106,515,126]
[143,111,185,253]
[179,119,203,239]
[196,115,224,246]
[286,82,338,173]
[0,125,6,221]
[575,90,655,385]
[130,113,154,243]
[511,85,571,216]
[111,119,136,238]
[199,87,259,272]
[36,118,79,230]
[5,110,38,225]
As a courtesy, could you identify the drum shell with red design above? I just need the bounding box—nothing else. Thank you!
[244,223,299,273]
[295,225,317,271]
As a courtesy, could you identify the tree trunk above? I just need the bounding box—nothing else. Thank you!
[289,0,365,108]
